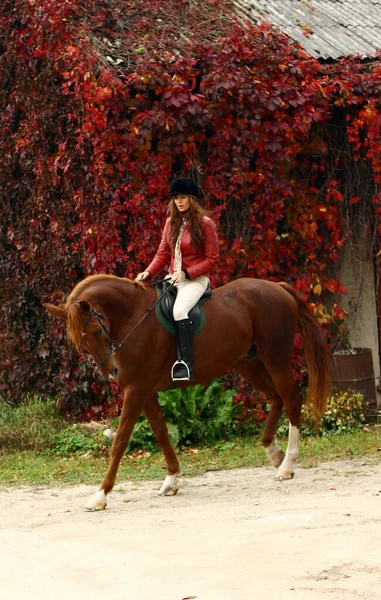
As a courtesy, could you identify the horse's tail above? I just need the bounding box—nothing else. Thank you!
[279,282,332,423]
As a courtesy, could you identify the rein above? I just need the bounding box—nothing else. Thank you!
[74,279,176,366]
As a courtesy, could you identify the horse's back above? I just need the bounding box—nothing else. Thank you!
[203,277,299,356]
[213,277,297,314]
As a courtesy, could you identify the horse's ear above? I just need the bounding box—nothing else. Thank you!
[78,300,91,313]
[43,303,68,321]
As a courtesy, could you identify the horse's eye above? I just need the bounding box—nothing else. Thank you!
[95,329,102,337]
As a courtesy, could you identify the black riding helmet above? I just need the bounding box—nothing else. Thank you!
[169,177,200,199]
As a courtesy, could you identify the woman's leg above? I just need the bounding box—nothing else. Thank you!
[173,276,209,321]
[171,276,209,380]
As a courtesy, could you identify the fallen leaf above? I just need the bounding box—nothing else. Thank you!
[182,448,198,455]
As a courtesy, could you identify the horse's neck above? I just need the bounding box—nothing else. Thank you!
[91,280,151,320]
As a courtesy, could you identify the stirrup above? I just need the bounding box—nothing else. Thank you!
[171,360,191,381]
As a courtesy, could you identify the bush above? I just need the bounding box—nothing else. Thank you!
[0,387,368,457]
[277,390,366,437]
[0,394,108,454]
[52,428,107,455]
[125,418,180,452]
[311,390,366,436]
[159,381,240,446]
[0,382,240,454]
[110,380,240,451]
[0,395,64,451]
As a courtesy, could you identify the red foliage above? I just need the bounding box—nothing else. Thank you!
[1,0,380,414]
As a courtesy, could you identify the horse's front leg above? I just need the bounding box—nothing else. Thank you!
[144,396,181,496]
[84,387,142,511]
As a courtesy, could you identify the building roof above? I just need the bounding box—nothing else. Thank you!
[232,0,381,60]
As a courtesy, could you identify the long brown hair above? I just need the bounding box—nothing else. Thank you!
[168,195,210,251]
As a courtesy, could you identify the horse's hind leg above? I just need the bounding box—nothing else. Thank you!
[262,395,285,468]
[144,397,181,496]
[235,358,285,469]
[266,366,302,480]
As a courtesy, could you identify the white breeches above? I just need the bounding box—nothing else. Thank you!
[172,275,209,321]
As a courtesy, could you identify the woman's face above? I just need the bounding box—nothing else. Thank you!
[174,194,191,213]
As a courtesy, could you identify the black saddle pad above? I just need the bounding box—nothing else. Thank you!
[154,279,212,336]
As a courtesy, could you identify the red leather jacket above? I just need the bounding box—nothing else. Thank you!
[146,216,219,280]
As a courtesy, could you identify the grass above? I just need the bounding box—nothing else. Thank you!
[0,395,379,488]
[0,395,65,451]
[0,430,380,488]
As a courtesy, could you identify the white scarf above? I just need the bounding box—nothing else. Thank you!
[173,221,187,274]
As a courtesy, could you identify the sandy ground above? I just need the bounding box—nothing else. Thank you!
[0,458,380,600]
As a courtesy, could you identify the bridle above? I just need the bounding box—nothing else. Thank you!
[79,308,116,366]
[74,279,176,367]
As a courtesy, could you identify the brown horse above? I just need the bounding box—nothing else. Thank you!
[44,274,331,510]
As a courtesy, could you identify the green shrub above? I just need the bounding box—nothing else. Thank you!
[52,428,106,455]
[310,390,365,436]
[126,418,179,452]
[0,387,368,456]
[1,382,240,454]
[277,390,366,437]
[0,395,64,451]
[117,380,239,451]
[158,381,239,446]
[0,395,107,455]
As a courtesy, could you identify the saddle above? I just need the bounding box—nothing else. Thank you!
[154,279,213,336]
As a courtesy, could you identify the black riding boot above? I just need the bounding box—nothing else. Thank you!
[171,318,193,381]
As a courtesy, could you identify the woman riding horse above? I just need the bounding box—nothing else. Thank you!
[43,178,331,511]
[136,177,219,382]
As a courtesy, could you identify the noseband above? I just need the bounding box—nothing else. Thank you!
[73,279,176,367]
[80,308,116,366]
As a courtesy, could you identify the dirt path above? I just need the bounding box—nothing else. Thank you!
[0,458,380,600]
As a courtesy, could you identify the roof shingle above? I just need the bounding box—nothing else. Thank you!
[232,0,381,60]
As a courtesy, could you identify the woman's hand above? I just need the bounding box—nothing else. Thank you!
[171,270,185,283]
[135,271,150,282]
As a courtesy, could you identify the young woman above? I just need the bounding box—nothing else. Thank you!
[136,177,219,381]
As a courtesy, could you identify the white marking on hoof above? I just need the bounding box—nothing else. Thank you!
[103,429,116,443]
[158,473,179,496]
[84,490,107,511]
[276,423,299,481]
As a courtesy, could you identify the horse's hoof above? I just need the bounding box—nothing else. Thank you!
[84,490,107,511]
[159,486,179,497]
[270,450,285,469]
[158,473,180,496]
[275,469,294,481]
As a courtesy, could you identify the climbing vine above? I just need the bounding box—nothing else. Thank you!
[1,0,380,414]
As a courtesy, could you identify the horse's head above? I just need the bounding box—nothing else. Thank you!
[44,299,119,381]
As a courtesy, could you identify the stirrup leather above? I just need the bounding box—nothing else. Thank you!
[171,359,191,381]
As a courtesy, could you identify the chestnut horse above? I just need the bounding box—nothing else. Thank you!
[44,274,331,510]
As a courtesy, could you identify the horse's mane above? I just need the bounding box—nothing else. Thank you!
[64,274,145,350]
[65,274,131,307]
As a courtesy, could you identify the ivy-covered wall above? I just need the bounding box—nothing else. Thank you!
[1,0,381,413]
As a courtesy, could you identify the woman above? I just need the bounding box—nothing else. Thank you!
[136,177,219,381]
